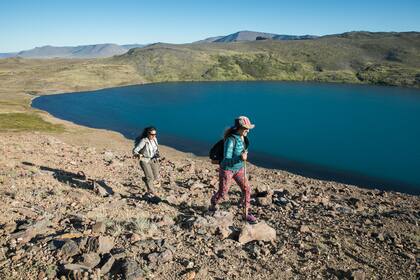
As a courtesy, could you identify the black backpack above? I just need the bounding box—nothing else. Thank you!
[209,136,249,164]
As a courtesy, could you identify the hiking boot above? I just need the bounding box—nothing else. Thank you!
[246,214,257,224]
[208,203,218,213]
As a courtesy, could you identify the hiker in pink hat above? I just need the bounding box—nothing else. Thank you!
[210,116,257,223]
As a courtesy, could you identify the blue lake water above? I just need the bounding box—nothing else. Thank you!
[32,81,420,194]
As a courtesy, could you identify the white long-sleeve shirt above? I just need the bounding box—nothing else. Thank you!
[133,137,158,158]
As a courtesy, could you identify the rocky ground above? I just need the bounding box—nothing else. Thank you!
[0,131,419,280]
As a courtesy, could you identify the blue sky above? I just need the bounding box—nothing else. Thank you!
[1,0,419,52]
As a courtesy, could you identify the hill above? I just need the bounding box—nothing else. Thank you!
[196,30,318,43]
[109,32,420,87]
[0,130,418,279]
[15,44,129,58]
[0,44,146,59]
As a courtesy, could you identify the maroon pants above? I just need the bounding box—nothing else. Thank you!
[211,167,251,210]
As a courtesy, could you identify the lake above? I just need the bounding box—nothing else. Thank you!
[32,81,420,194]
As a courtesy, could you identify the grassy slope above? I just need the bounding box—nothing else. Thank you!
[0,112,64,132]
[110,32,420,87]
[0,57,144,131]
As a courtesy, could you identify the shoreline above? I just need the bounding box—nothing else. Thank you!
[36,108,420,196]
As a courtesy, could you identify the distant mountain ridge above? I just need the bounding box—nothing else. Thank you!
[196,30,318,43]
[0,43,146,59]
[0,52,18,59]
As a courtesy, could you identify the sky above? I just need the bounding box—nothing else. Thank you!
[1,0,419,52]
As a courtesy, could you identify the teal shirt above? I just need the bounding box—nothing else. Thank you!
[221,133,246,171]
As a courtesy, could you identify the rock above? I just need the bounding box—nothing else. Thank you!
[122,259,144,280]
[157,215,175,227]
[0,247,6,261]
[130,233,142,243]
[274,197,288,206]
[100,254,115,275]
[4,222,17,233]
[371,232,385,242]
[193,211,234,236]
[60,240,80,258]
[148,249,173,265]
[37,271,46,280]
[10,218,52,244]
[255,184,271,195]
[256,196,272,206]
[348,197,365,210]
[92,221,106,234]
[334,205,354,214]
[79,253,101,269]
[299,225,311,234]
[97,236,114,254]
[184,271,196,280]
[238,222,276,244]
[209,178,218,187]
[158,249,173,263]
[213,211,234,232]
[93,181,114,197]
[147,252,159,264]
[190,181,205,190]
[103,151,114,163]
[63,263,90,272]
[351,269,366,280]
[166,195,179,205]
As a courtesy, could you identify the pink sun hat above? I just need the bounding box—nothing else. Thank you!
[234,116,255,129]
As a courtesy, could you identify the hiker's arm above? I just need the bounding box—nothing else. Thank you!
[223,138,242,165]
[133,138,146,155]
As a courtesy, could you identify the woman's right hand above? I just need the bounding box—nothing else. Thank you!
[241,151,248,161]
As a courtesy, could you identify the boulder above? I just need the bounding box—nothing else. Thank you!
[92,221,106,234]
[60,240,80,258]
[10,218,52,244]
[103,151,114,163]
[193,211,234,237]
[122,259,144,280]
[100,254,115,275]
[79,253,101,269]
[97,236,114,254]
[238,222,276,244]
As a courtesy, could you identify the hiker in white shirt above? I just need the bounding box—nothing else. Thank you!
[133,126,161,194]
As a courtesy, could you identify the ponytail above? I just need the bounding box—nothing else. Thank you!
[223,126,237,141]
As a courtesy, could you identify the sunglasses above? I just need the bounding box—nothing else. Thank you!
[149,133,157,136]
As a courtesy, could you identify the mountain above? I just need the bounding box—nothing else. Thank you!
[193,36,225,44]
[0,43,147,59]
[110,31,420,88]
[15,44,128,58]
[195,31,318,43]
[0,52,18,58]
